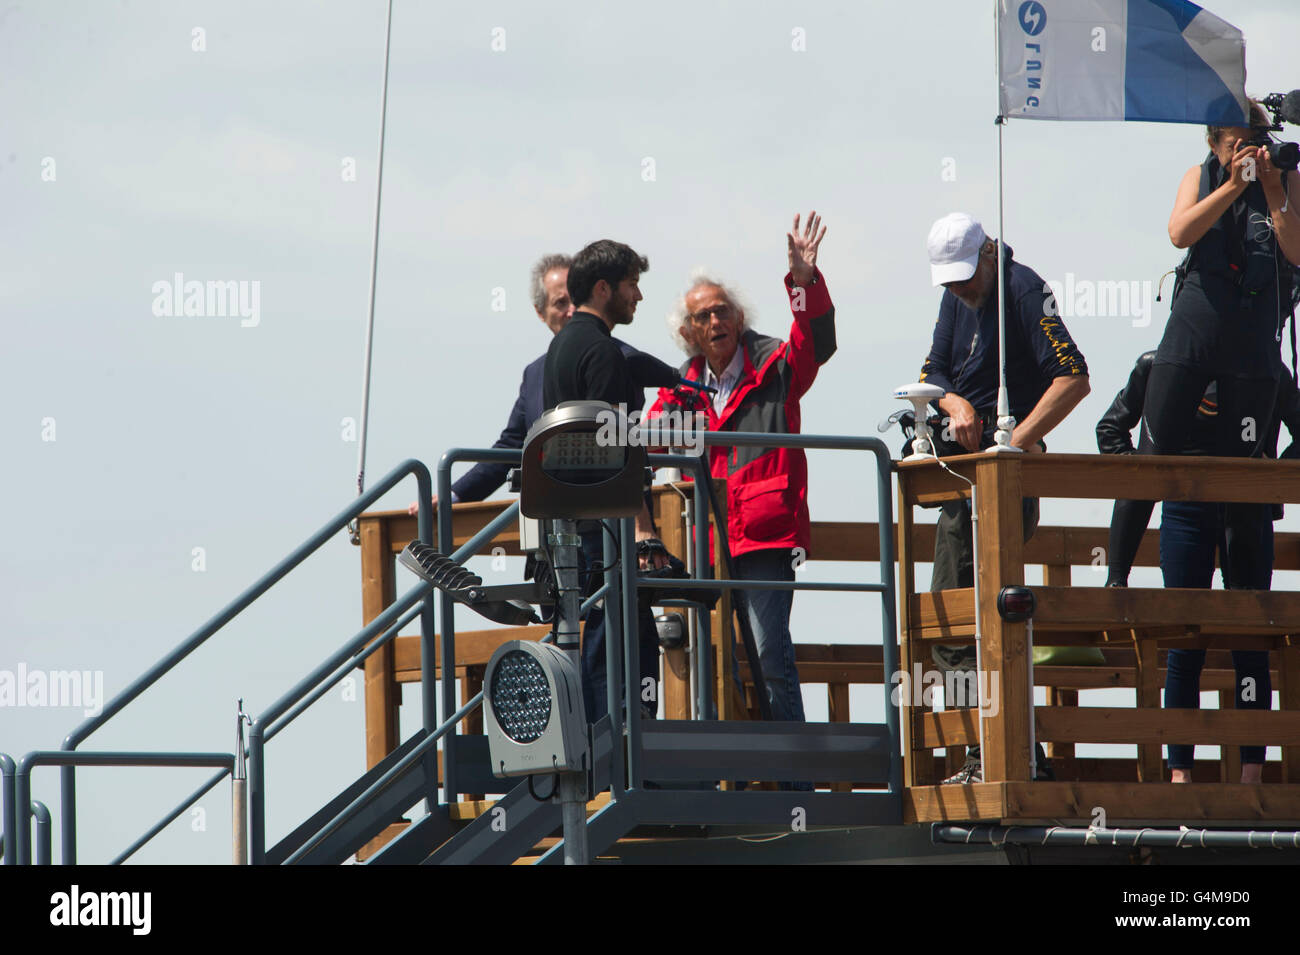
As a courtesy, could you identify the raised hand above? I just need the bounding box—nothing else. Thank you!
[787,210,827,287]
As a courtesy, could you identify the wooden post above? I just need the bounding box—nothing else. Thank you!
[654,486,690,720]
[1133,631,1163,782]
[1047,689,1077,764]
[1217,688,1242,784]
[359,517,400,771]
[1280,643,1300,784]
[1040,564,1073,768]
[896,471,935,786]
[975,456,1029,783]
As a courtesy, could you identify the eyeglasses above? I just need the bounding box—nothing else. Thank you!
[687,304,736,325]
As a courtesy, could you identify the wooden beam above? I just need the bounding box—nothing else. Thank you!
[1002,781,1300,825]
[919,709,979,749]
[974,456,1030,783]
[1035,706,1300,745]
[1018,453,1300,505]
[1033,586,1300,633]
[359,518,399,771]
[903,782,1007,823]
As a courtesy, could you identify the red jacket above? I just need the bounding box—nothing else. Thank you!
[646,270,836,559]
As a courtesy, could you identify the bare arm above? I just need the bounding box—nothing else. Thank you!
[1011,375,1090,451]
[1168,164,1243,249]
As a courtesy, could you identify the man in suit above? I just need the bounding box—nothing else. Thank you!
[409,253,576,512]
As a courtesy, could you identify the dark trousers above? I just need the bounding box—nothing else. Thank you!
[1161,501,1273,768]
[578,529,659,722]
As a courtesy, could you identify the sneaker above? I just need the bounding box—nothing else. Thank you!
[942,758,982,784]
[931,645,978,673]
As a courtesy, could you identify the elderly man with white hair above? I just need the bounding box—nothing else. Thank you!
[646,212,835,733]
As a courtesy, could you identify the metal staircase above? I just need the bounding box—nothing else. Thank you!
[3,432,905,865]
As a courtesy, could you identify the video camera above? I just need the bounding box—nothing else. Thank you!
[1248,90,1300,171]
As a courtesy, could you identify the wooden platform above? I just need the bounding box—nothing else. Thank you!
[354,453,1300,861]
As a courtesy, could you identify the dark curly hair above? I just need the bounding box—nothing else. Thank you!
[568,240,648,308]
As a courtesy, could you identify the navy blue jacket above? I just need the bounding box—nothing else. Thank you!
[452,339,645,502]
[920,244,1088,447]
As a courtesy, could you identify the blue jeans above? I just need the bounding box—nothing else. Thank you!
[731,548,805,723]
[578,529,659,722]
[1160,501,1273,769]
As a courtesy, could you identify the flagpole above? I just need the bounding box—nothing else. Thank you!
[992,1,1018,454]
[348,0,395,544]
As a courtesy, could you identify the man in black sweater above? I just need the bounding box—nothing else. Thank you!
[544,239,668,721]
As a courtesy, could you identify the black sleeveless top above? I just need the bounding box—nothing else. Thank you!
[1156,153,1291,378]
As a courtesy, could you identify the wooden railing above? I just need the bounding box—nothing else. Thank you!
[897,452,1300,826]
[356,452,1300,828]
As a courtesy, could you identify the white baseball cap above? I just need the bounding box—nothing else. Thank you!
[927,213,986,287]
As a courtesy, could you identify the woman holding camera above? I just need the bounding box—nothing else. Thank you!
[1146,100,1300,785]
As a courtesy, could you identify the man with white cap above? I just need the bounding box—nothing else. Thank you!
[918,212,1090,782]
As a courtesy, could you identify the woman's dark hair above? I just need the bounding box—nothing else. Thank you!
[1206,98,1270,145]
[568,240,649,307]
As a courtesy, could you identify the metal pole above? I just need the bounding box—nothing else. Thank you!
[31,801,51,866]
[876,452,902,795]
[970,486,989,764]
[350,0,395,517]
[59,765,74,864]
[1027,618,1037,780]
[602,519,626,797]
[247,724,265,865]
[693,475,713,719]
[558,772,589,865]
[1,754,15,867]
[233,700,249,865]
[14,760,30,865]
[993,0,1016,451]
[682,492,697,720]
[621,516,643,788]
[437,462,457,804]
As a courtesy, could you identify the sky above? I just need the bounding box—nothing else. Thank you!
[3,0,1299,864]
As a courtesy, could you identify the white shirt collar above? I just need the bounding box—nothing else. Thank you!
[703,347,744,388]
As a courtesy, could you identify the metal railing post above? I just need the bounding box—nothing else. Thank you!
[874,444,903,795]
[437,455,458,804]
[59,764,74,864]
[603,519,626,797]
[621,516,643,789]
[1,754,14,867]
[692,473,713,719]
[247,723,266,864]
[31,801,51,866]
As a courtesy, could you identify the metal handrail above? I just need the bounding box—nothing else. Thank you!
[30,801,50,866]
[110,602,427,866]
[1,753,15,866]
[53,458,432,864]
[14,751,235,865]
[280,584,611,864]
[247,487,521,863]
